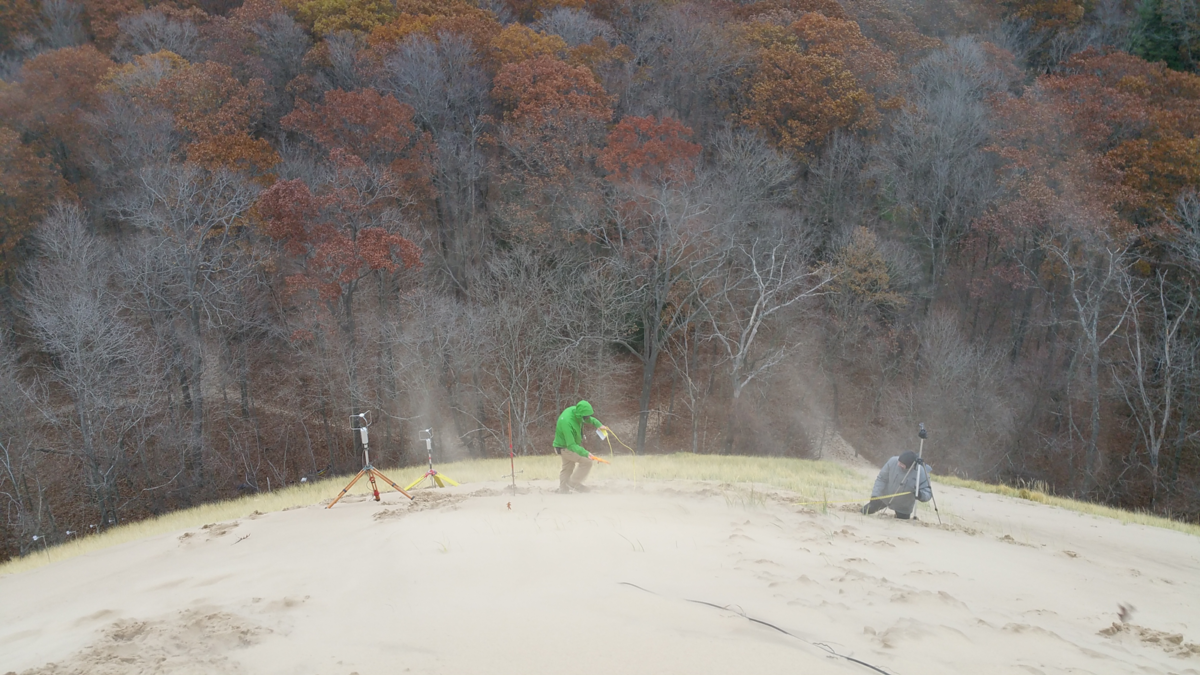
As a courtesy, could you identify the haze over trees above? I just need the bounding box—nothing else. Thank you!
[1,0,1199,560]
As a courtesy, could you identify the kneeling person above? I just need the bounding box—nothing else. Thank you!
[553,400,608,493]
[862,450,931,519]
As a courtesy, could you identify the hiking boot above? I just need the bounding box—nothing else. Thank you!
[571,484,590,493]
[556,486,572,494]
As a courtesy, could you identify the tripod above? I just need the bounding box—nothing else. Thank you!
[328,413,413,509]
[405,429,459,490]
[917,423,942,525]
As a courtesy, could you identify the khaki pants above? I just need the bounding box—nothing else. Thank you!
[557,448,591,489]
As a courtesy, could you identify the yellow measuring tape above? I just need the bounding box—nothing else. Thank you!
[591,428,908,507]
[596,427,637,481]
[793,491,912,506]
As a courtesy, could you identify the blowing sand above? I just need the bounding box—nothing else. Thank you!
[1,475,1197,675]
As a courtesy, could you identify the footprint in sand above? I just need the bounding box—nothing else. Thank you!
[888,589,968,610]
[178,521,239,544]
[19,608,270,675]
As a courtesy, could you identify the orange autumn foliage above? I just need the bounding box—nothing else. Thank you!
[1001,0,1086,33]
[505,0,586,23]
[148,60,279,174]
[0,0,38,51]
[0,45,115,187]
[742,49,879,159]
[366,3,499,52]
[493,55,612,124]
[790,12,898,93]
[490,24,569,67]
[1039,49,1200,222]
[733,0,850,22]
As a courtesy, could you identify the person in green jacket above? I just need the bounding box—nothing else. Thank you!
[553,400,609,493]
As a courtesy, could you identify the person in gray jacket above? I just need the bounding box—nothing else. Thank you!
[861,450,932,520]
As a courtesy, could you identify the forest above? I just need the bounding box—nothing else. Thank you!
[0,0,1198,561]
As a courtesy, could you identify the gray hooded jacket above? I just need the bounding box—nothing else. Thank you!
[871,456,933,515]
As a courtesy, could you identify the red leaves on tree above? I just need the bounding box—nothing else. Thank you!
[257,171,422,302]
[598,116,702,184]
[282,88,435,201]
[266,87,431,298]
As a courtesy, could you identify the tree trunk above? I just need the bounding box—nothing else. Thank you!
[1087,340,1102,491]
[636,349,658,455]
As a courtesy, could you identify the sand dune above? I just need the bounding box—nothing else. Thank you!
[1,477,1197,675]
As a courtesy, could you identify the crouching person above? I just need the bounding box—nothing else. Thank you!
[552,400,608,493]
[862,450,932,520]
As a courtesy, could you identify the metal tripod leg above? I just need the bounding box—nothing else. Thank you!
[371,469,413,500]
[327,469,368,509]
[328,467,414,508]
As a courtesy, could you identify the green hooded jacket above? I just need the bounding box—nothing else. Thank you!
[553,400,603,457]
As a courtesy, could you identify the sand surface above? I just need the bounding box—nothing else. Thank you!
[1,477,1198,675]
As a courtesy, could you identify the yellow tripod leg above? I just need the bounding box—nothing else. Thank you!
[405,474,427,491]
[435,474,459,487]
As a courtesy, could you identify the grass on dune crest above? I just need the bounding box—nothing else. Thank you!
[436,453,865,496]
[0,453,862,577]
[935,475,1200,537]
[2,453,1196,576]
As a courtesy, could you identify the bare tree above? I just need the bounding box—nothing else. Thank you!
[315,30,368,93]
[535,8,617,47]
[22,203,162,527]
[1037,230,1133,491]
[37,0,85,49]
[1160,0,1200,71]
[1115,270,1193,506]
[0,339,49,557]
[247,10,311,124]
[463,248,603,455]
[880,38,1003,295]
[591,181,728,453]
[116,166,261,490]
[380,34,490,294]
[886,312,1016,475]
[800,132,869,253]
[115,10,200,61]
[707,126,798,231]
[711,240,830,452]
[624,5,750,131]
